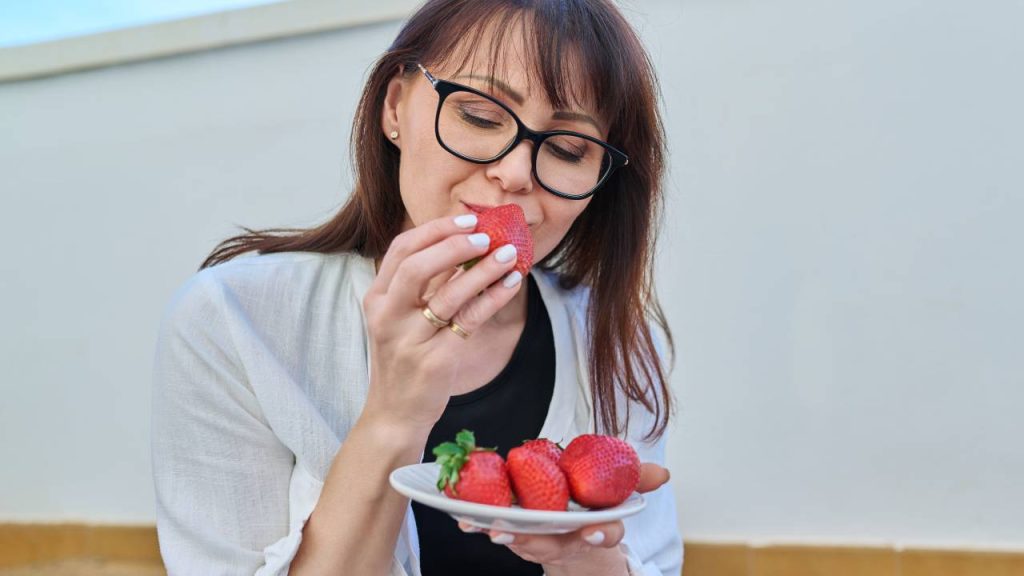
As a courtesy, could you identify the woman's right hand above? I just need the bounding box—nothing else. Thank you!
[359,213,524,438]
[294,213,521,574]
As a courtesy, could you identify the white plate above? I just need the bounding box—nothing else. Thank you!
[389,462,646,534]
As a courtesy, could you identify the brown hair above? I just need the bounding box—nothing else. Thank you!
[201,0,675,441]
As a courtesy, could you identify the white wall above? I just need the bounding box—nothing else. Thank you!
[0,15,389,524]
[1,0,1021,549]
[657,0,1024,548]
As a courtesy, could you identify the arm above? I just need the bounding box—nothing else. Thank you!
[293,213,525,573]
[616,322,684,576]
[617,433,683,576]
[152,273,314,575]
[155,213,522,575]
[153,273,428,576]
[289,416,427,575]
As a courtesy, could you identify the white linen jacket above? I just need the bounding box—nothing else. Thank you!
[152,251,682,575]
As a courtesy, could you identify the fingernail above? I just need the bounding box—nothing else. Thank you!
[494,244,517,263]
[502,271,523,288]
[468,233,490,248]
[491,532,515,545]
[460,524,481,533]
[454,214,477,229]
[584,531,605,545]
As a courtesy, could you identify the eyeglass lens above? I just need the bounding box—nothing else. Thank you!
[437,90,612,197]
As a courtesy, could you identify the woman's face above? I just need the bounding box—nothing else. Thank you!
[381,42,605,265]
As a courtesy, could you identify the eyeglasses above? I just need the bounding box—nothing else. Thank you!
[416,64,628,200]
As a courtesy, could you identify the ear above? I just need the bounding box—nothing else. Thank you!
[381,70,406,149]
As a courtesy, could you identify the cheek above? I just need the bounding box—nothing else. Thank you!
[533,198,591,260]
[395,118,475,226]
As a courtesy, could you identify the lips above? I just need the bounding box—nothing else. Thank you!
[462,202,492,214]
[462,202,537,228]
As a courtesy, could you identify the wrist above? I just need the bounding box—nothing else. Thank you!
[353,409,432,458]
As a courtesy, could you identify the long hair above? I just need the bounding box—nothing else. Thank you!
[201,0,675,441]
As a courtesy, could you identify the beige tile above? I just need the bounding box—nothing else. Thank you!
[0,525,87,568]
[0,559,165,576]
[751,545,898,576]
[682,542,751,576]
[86,526,162,563]
[0,525,161,568]
[901,549,1024,576]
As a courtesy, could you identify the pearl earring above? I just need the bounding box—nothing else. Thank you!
[389,130,399,139]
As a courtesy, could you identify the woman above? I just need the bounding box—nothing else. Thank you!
[152,0,681,574]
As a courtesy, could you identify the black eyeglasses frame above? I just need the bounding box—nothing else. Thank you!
[416,63,628,201]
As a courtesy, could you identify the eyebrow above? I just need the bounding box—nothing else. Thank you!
[454,74,602,132]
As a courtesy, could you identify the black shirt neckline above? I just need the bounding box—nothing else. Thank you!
[445,274,541,407]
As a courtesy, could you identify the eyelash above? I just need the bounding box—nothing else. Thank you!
[546,141,585,163]
[459,109,502,128]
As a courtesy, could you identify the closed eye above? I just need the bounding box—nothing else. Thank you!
[544,141,585,164]
[459,109,503,129]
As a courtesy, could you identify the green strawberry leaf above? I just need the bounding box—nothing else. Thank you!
[432,442,463,457]
[435,430,482,496]
[455,429,476,451]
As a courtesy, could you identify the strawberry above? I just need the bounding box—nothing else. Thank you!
[507,445,570,511]
[462,204,534,277]
[433,429,512,507]
[558,434,640,509]
[519,438,563,464]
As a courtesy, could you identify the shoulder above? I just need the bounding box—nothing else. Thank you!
[159,251,372,335]
[199,250,366,293]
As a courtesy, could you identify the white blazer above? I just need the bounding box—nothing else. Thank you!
[152,251,682,575]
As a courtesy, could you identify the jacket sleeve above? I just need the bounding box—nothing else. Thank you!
[619,319,684,576]
[620,429,684,576]
[151,272,321,575]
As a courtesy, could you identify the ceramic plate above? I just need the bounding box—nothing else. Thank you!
[389,462,646,534]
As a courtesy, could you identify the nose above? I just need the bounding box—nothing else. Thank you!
[484,140,535,195]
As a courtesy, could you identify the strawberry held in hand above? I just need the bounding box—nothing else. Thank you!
[462,204,534,277]
[433,430,512,507]
[558,434,640,509]
[507,445,570,511]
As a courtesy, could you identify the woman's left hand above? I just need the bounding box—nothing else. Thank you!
[458,463,671,573]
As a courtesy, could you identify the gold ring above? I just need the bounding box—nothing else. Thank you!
[448,321,471,339]
[422,306,450,328]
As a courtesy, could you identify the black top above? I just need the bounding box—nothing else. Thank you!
[412,275,555,576]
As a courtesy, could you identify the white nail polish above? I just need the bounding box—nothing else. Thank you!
[461,525,481,533]
[502,271,523,288]
[494,244,517,263]
[584,531,605,545]
[454,214,477,229]
[491,533,515,545]
[468,233,490,247]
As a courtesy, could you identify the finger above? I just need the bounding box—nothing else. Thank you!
[457,521,484,533]
[578,520,625,548]
[387,231,494,311]
[491,528,595,560]
[428,243,520,324]
[489,531,518,546]
[370,213,480,295]
[421,266,460,302]
[442,262,524,340]
[637,463,671,493]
